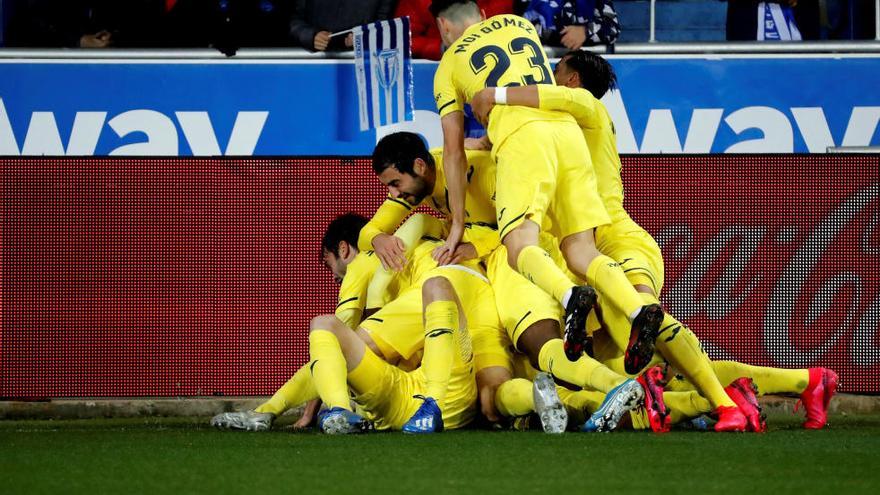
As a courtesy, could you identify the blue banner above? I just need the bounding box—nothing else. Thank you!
[0,55,878,156]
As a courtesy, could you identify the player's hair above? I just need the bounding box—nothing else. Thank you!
[561,50,617,99]
[322,212,368,256]
[429,0,480,20]
[371,132,435,176]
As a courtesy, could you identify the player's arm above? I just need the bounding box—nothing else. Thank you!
[433,56,468,265]
[365,213,443,309]
[439,110,468,267]
[462,223,501,260]
[471,85,602,129]
[358,196,413,271]
[334,256,375,329]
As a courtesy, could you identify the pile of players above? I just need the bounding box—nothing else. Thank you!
[212,1,837,435]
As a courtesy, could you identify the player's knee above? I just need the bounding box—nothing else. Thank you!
[422,275,454,302]
[503,223,539,266]
[309,314,340,334]
[561,231,599,261]
[517,319,562,368]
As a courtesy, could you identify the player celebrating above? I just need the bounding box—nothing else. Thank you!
[428,0,663,377]
[366,133,654,432]
[214,214,496,434]
[470,50,838,431]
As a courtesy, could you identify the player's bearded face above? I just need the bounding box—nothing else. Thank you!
[321,249,346,284]
[378,166,432,206]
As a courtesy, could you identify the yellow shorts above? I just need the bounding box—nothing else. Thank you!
[494,120,610,240]
[486,247,564,347]
[360,264,506,371]
[350,348,476,430]
[595,219,665,295]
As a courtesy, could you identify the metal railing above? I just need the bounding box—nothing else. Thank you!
[1,40,879,61]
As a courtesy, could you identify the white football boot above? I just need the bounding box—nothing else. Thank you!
[211,411,274,431]
[532,372,568,434]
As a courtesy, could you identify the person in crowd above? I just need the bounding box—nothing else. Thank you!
[518,0,619,50]
[395,0,514,60]
[289,0,395,52]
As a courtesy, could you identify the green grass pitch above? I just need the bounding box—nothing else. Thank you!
[2,413,879,494]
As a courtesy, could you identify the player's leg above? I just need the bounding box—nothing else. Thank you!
[709,360,811,396]
[493,373,568,433]
[470,319,516,425]
[211,364,317,431]
[213,314,365,433]
[307,314,376,434]
[709,361,836,429]
[401,274,469,433]
[551,129,663,374]
[493,124,601,362]
[489,248,629,394]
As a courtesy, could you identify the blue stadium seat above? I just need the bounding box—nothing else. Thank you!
[615,0,727,42]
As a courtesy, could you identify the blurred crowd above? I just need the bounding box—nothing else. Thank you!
[1,0,618,56]
[0,1,875,56]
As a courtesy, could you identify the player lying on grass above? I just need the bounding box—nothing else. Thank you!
[211,213,830,433]
[469,49,838,431]
[430,0,665,378]
[214,214,573,433]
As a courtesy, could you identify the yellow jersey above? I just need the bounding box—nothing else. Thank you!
[358,148,501,257]
[334,251,381,329]
[537,85,630,224]
[433,14,576,151]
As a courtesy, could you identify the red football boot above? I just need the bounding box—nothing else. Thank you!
[797,368,839,429]
[725,377,767,433]
[713,405,747,432]
[636,365,671,433]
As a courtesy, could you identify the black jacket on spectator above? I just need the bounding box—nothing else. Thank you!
[6,0,166,47]
[289,0,395,50]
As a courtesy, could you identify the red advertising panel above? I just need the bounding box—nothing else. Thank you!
[1,155,877,397]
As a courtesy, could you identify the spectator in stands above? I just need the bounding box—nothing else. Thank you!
[727,0,819,40]
[289,0,395,52]
[5,0,205,48]
[396,0,513,60]
[518,0,619,50]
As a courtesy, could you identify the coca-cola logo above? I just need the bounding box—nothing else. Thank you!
[655,183,879,369]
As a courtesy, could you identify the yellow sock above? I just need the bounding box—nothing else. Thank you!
[585,254,647,319]
[654,316,736,409]
[308,330,351,410]
[558,388,605,425]
[664,390,713,425]
[633,291,736,410]
[537,339,626,393]
[516,245,576,304]
[422,300,459,402]
[347,346,386,395]
[711,361,810,395]
[629,408,651,430]
[494,378,534,417]
[254,366,318,416]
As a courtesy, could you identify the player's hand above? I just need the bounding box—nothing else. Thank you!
[560,25,587,50]
[313,31,331,51]
[293,399,321,429]
[372,233,407,271]
[449,243,478,265]
[79,30,112,48]
[464,135,491,151]
[471,88,496,127]
[433,221,465,265]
